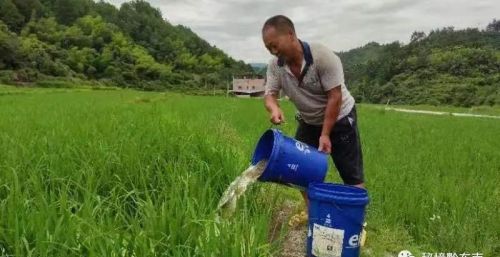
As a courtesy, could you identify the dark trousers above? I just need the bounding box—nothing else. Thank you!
[295,106,364,185]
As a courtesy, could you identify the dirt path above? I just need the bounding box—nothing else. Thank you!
[270,202,373,257]
[384,107,500,119]
[269,200,307,257]
[280,227,307,257]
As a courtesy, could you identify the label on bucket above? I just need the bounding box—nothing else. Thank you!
[295,141,311,154]
[312,224,344,257]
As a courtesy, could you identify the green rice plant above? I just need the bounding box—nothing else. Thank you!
[0,88,498,256]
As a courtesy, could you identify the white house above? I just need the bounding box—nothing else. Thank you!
[230,75,265,97]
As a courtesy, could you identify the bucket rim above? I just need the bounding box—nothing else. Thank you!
[309,182,368,194]
[252,129,283,181]
[308,182,369,205]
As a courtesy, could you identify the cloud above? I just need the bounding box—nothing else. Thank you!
[106,0,500,63]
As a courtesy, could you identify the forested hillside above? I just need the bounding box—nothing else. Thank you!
[339,20,500,107]
[1,0,498,106]
[0,0,253,90]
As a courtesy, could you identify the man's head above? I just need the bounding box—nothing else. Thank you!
[262,15,298,60]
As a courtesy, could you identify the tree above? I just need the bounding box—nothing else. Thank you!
[0,21,21,69]
[13,0,44,22]
[486,19,500,32]
[93,0,119,24]
[0,0,24,32]
[72,15,116,50]
[53,0,92,25]
[21,17,63,44]
[410,31,426,43]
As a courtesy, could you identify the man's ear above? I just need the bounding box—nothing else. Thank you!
[286,31,295,42]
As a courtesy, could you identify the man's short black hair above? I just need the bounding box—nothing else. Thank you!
[262,15,295,34]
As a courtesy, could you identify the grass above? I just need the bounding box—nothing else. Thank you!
[0,86,499,256]
[357,106,500,256]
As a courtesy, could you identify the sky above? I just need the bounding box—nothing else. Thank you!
[107,0,500,63]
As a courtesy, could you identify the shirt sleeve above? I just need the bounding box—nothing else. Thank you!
[316,45,345,92]
[264,58,281,96]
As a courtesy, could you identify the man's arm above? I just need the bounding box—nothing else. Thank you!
[263,58,284,124]
[316,44,346,154]
[321,86,342,136]
[318,86,342,153]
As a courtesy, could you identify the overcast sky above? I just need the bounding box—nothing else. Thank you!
[107,0,499,63]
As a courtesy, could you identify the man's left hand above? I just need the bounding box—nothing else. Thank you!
[318,135,332,154]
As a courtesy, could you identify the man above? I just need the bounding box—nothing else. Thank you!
[262,15,365,225]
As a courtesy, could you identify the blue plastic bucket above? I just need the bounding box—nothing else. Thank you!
[251,129,328,189]
[307,183,369,257]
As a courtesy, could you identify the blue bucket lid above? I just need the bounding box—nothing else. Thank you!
[308,183,369,206]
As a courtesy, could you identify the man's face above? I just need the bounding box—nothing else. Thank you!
[262,26,294,60]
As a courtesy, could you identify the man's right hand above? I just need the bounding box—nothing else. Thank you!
[270,109,285,125]
[264,94,285,125]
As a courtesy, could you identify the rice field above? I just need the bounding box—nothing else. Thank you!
[0,86,499,256]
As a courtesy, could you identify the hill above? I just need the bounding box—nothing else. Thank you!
[338,20,500,107]
[0,0,253,90]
